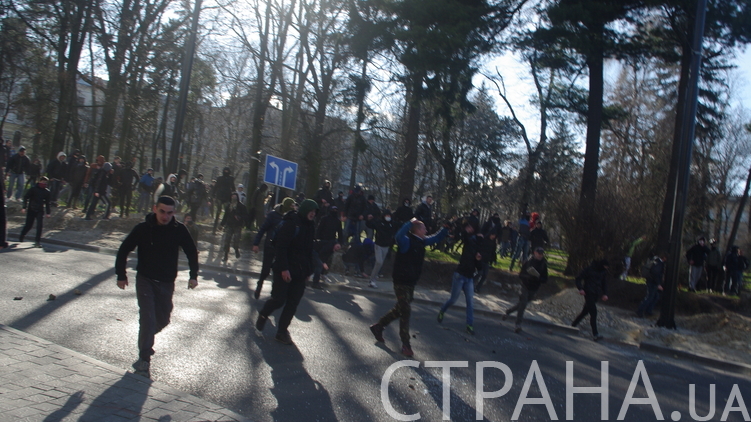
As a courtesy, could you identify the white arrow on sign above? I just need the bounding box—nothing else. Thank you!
[269,161,280,185]
[282,167,293,188]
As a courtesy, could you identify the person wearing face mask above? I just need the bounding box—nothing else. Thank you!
[220,192,248,262]
[20,176,51,247]
[393,198,413,227]
[366,209,396,288]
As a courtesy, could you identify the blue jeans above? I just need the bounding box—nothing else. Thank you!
[7,173,24,199]
[439,272,474,326]
[500,240,512,257]
[637,283,661,316]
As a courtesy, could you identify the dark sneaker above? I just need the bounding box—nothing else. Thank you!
[594,334,604,342]
[275,331,293,345]
[33,243,42,248]
[369,323,385,343]
[466,325,475,335]
[235,250,240,258]
[256,314,267,331]
[310,283,323,290]
[401,344,414,357]
[18,236,24,243]
[132,359,150,379]
[501,313,508,321]
[514,326,522,334]
[437,312,444,323]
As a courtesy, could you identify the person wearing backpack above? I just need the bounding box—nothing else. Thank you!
[255,199,319,345]
[637,253,666,318]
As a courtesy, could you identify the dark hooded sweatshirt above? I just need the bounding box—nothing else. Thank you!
[115,213,199,282]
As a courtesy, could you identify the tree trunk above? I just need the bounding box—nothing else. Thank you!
[398,75,423,203]
[566,34,605,274]
[725,164,751,253]
[656,42,692,254]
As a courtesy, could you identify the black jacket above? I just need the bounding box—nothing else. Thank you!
[393,204,413,225]
[477,234,497,264]
[221,202,248,229]
[519,257,548,291]
[272,210,316,280]
[529,228,549,250]
[6,153,30,175]
[686,243,709,267]
[365,201,381,219]
[253,209,284,247]
[415,202,433,225]
[23,184,51,214]
[90,168,111,195]
[46,159,68,181]
[314,187,334,206]
[317,211,344,243]
[345,193,367,220]
[365,218,396,247]
[647,258,665,286]
[211,175,235,203]
[455,234,482,278]
[575,261,609,297]
[115,213,199,282]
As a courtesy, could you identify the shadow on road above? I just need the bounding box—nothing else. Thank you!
[258,336,337,421]
[9,266,116,331]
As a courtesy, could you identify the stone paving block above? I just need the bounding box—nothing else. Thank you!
[150,390,180,403]
[30,356,60,366]
[27,348,54,358]
[40,389,71,399]
[140,407,175,420]
[24,394,55,404]
[167,409,200,421]
[29,401,62,413]
[7,405,44,418]
[156,398,190,412]
[96,414,131,422]
[193,410,227,421]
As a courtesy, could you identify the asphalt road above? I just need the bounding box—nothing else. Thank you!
[1,243,750,422]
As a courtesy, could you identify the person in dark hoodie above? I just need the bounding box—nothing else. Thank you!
[571,259,610,341]
[84,162,113,220]
[220,192,248,262]
[503,246,548,333]
[369,217,451,357]
[366,209,397,288]
[393,198,414,227]
[20,176,51,247]
[256,199,319,345]
[252,198,295,299]
[115,195,199,378]
[46,151,68,206]
[437,219,482,334]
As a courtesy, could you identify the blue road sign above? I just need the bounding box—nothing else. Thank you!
[263,154,297,191]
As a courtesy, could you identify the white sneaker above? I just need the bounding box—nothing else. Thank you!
[369,281,377,288]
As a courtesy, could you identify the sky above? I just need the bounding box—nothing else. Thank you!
[481,46,751,149]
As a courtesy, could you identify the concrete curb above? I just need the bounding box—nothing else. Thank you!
[639,342,751,376]
[10,234,749,376]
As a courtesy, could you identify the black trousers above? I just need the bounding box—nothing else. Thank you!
[117,187,133,217]
[258,246,276,284]
[20,209,44,243]
[136,274,175,362]
[572,294,599,336]
[259,272,307,335]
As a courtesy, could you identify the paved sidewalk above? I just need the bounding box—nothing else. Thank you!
[0,325,251,422]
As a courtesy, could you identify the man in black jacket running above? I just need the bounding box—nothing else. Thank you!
[115,195,199,378]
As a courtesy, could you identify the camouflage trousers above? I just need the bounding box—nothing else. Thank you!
[378,284,415,346]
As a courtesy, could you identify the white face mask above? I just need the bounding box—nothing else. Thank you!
[385,217,391,222]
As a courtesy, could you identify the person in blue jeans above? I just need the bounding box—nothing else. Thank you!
[437,219,482,334]
[637,253,666,317]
